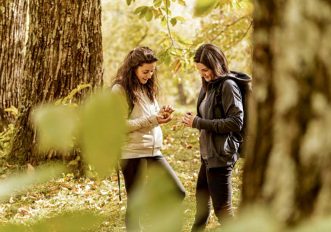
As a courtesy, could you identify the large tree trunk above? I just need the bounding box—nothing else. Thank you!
[242,0,331,225]
[9,1,103,164]
[0,0,27,129]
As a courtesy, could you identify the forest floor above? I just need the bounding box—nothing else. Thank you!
[0,114,243,232]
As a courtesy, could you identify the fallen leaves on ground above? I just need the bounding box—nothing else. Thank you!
[0,114,243,232]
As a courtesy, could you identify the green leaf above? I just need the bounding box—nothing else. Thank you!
[194,0,218,17]
[0,224,26,232]
[158,50,172,65]
[80,90,127,177]
[134,6,149,18]
[0,163,66,202]
[153,0,162,7]
[4,105,18,116]
[174,33,192,45]
[31,211,105,232]
[58,83,91,105]
[174,16,185,22]
[170,17,177,26]
[292,215,331,232]
[129,165,183,232]
[145,8,154,21]
[152,8,162,18]
[161,6,172,15]
[177,0,187,6]
[32,104,78,152]
[221,206,280,232]
[163,0,171,8]
[134,6,145,14]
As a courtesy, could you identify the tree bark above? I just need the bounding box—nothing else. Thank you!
[0,0,27,129]
[9,0,103,164]
[242,0,331,225]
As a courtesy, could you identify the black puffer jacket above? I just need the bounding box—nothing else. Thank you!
[192,71,251,168]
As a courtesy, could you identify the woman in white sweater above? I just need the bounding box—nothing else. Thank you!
[111,47,185,231]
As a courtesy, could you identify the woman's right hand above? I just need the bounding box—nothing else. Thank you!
[182,112,195,128]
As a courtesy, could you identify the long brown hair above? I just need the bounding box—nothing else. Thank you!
[194,43,229,89]
[112,47,158,111]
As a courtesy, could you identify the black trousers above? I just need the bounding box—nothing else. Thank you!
[120,156,186,231]
[192,160,233,231]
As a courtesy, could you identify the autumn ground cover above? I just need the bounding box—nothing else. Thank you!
[0,113,243,232]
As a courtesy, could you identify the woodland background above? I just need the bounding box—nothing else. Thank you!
[1,0,331,231]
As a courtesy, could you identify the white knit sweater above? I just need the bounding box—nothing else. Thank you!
[112,84,163,159]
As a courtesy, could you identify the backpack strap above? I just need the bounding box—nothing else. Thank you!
[216,76,231,118]
[217,76,244,144]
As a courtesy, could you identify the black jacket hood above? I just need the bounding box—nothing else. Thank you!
[228,71,252,83]
[209,71,252,86]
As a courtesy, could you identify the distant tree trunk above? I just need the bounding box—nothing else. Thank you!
[9,1,103,164]
[177,82,187,105]
[242,0,331,225]
[0,0,27,129]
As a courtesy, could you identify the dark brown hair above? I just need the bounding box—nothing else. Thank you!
[112,47,158,111]
[194,43,229,88]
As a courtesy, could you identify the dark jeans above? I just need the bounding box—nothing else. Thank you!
[191,160,233,231]
[120,156,186,231]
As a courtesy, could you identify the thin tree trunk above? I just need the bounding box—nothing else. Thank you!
[0,0,27,129]
[9,1,103,164]
[177,82,187,105]
[242,0,331,225]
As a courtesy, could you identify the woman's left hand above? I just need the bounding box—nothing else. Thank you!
[157,113,173,124]
[159,105,174,118]
[182,112,195,128]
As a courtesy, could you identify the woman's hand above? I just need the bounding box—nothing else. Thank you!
[157,105,175,124]
[157,113,173,124]
[159,105,174,118]
[182,112,195,127]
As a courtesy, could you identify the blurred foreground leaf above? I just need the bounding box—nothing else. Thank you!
[129,165,183,232]
[30,211,105,232]
[0,224,26,232]
[0,163,66,202]
[32,105,78,152]
[0,211,104,232]
[81,90,127,177]
[291,216,331,232]
[220,205,279,232]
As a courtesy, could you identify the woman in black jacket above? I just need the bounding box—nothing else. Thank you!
[182,43,250,231]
